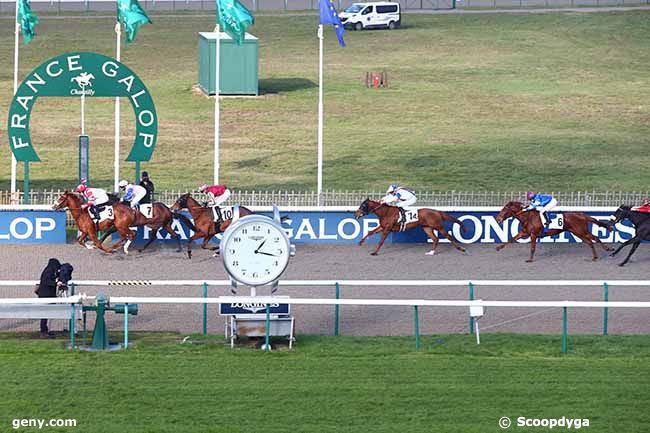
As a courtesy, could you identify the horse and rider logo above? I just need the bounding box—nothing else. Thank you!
[70,72,96,96]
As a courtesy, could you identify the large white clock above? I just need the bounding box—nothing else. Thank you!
[221,212,292,287]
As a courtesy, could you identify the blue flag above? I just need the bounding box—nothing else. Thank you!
[319,0,345,48]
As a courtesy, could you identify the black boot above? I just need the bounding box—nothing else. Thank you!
[399,208,406,231]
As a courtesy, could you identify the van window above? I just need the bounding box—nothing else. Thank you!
[361,5,373,14]
[344,4,364,13]
[377,4,398,13]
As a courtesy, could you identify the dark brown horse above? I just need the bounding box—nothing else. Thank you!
[609,205,650,266]
[170,193,253,259]
[354,198,467,256]
[495,201,613,262]
[52,191,133,253]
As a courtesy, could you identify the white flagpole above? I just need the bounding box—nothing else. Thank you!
[114,22,121,192]
[214,24,220,185]
[317,24,324,206]
[11,1,20,203]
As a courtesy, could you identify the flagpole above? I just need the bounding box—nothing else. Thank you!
[214,24,220,185]
[317,24,324,206]
[114,22,121,192]
[11,1,20,203]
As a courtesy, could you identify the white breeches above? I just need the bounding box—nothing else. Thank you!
[130,190,147,208]
[208,189,231,206]
[396,196,417,208]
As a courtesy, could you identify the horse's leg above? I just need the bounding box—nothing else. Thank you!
[88,230,112,253]
[422,227,439,255]
[496,231,527,251]
[610,236,637,257]
[370,230,391,256]
[584,232,614,252]
[619,240,641,267]
[574,233,599,261]
[359,226,383,246]
[138,225,160,253]
[162,221,183,252]
[77,232,89,249]
[123,229,137,255]
[108,230,129,253]
[526,234,538,263]
[438,227,466,253]
[186,231,206,259]
[99,226,117,245]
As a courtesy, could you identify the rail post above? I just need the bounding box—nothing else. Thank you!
[264,304,271,351]
[603,282,609,336]
[202,282,208,335]
[334,282,340,336]
[562,307,568,354]
[468,282,475,333]
[68,282,76,338]
[414,306,420,349]
[124,303,129,349]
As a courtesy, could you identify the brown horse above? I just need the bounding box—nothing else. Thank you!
[170,193,254,259]
[495,201,613,262]
[52,191,133,253]
[354,198,467,256]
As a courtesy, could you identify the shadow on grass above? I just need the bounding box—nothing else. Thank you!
[259,78,316,94]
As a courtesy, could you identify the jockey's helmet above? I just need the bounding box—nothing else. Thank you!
[141,171,149,179]
[387,184,399,194]
[199,184,209,192]
[74,183,87,193]
[118,180,128,190]
[526,192,536,200]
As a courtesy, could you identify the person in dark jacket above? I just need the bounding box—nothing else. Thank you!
[139,171,155,204]
[56,263,74,296]
[37,258,61,338]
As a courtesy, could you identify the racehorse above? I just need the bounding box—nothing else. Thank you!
[608,205,650,266]
[354,198,467,256]
[170,193,254,259]
[98,201,195,254]
[495,201,613,262]
[53,191,133,253]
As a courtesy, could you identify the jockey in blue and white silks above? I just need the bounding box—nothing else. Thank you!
[525,192,557,227]
[119,180,147,209]
[381,184,417,224]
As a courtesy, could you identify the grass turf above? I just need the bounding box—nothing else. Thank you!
[0,12,649,192]
[0,332,649,432]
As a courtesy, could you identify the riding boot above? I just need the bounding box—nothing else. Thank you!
[399,208,406,231]
[213,207,224,233]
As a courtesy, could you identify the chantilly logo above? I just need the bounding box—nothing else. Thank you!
[70,72,96,96]
[230,303,281,313]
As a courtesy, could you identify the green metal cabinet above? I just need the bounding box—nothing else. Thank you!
[198,32,259,96]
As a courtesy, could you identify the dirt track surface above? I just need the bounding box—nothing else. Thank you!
[1,242,649,336]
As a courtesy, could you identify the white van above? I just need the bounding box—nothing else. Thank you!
[339,2,401,31]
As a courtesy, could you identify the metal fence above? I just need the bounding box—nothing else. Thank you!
[1,189,648,207]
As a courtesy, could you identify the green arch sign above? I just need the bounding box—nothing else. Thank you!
[7,52,157,162]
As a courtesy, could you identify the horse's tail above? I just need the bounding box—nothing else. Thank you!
[588,216,613,232]
[172,211,197,232]
[442,212,467,232]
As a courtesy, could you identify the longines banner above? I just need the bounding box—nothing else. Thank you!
[7,52,157,162]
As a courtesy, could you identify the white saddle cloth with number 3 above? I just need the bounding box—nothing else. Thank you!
[89,206,114,222]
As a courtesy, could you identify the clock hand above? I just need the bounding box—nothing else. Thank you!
[254,239,267,254]
[256,251,280,257]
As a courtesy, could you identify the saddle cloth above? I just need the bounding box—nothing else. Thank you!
[399,208,418,229]
[211,205,234,222]
[547,213,564,230]
[89,205,114,222]
[139,203,153,219]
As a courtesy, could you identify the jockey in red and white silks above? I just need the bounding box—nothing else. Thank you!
[74,180,109,220]
[199,184,231,206]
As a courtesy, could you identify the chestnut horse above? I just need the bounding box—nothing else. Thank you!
[170,193,254,259]
[354,198,467,256]
[609,205,650,266]
[53,191,134,253]
[495,201,613,262]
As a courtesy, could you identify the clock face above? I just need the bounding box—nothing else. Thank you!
[221,216,291,286]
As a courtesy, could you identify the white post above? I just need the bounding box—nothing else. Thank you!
[317,25,324,206]
[114,22,121,192]
[214,25,220,185]
[11,2,20,203]
[80,92,85,135]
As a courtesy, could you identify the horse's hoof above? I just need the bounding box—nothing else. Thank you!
[592,257,599,261]
[358,242,364,246]
[618,263,625,267]
[370,252,378,256]
[525,259,534,263]
[425,250,435,256]
[176,249,182,253]
[137,249,144,253]
[495,246,503,252]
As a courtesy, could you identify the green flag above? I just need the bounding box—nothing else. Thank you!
[117,0,152,43]
[216,0,254,45]
[17,0,39,45]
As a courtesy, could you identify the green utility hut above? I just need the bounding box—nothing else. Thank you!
[198,32,259,96]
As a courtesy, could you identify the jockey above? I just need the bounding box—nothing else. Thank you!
[199,184,231,207]
[380,183,417,224]
[632,198,650,213]
[524,192,557,227]
[74,180,109,221]
[119,180,147,210]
